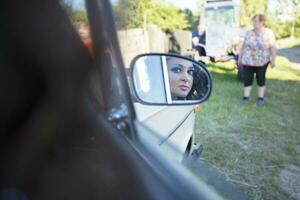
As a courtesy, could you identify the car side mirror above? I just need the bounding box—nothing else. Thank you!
[130,53,212,105]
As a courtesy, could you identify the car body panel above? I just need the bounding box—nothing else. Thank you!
[134,103,195,161]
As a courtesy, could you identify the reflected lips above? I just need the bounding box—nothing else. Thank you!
[179,85,190,91]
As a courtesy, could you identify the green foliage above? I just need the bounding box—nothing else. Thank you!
[266,0,300,39]
[266,16,292,39]
[239,0,267,27]
[113,0,149,29]
[182,9,199,31]
[266,15,300,39]
[71,11,88,27]
[238,0,300,39]
[59,0,88,27]
[112,0,189,31]
[295,16,300,37]
[147,4,189,31]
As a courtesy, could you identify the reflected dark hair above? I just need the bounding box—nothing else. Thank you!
[186,63,207,100]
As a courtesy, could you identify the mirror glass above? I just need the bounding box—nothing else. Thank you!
[131,54,212,105]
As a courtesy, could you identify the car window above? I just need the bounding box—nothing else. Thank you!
[59,0,105,111]
[205,5,235,25]
[60,0,129,112]
[59,0,91,49]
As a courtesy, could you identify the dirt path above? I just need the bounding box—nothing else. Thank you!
[279,165,300,200]
[184,158,251,200]
[277,46,300,72]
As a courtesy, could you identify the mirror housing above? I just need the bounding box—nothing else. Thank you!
[130,53,212,105]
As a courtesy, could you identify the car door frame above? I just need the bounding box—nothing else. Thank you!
[85,0,138,140]
[85,1,224,199]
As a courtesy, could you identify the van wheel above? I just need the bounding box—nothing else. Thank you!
[182,137,193,163]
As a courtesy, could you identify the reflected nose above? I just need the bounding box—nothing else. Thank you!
[181,71,190,83]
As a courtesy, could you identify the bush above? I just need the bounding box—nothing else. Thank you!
[266,19,292,39]
[274,22,292,39]
[295,16,300,37]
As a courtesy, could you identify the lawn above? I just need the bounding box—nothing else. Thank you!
[194,57,300,200]
[277,37,300,48]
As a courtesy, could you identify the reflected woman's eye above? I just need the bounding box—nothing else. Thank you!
[170,65,183,73]
[188,69,195,76]
[187,67,195,76]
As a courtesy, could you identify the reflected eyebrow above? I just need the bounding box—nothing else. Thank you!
[171,64,194,68]
[170,64,183,68]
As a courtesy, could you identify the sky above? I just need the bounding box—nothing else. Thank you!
[68,0,199,11]
[69,0,298,20]
[165,0,199,12]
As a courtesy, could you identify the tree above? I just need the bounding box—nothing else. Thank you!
[112,0,189,31]
[267,0,300,38]
[59,0,88,27]
[147,4,189,31]
[295,16,300,37]
[182,9,199,31]
[113,0,150,29]
[239,0,268,27]
[290,0,300,38]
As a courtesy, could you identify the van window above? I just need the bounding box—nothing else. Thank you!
[205,5,235,25]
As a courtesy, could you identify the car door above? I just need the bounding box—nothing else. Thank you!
[108,3,199,161]
[65,0,197,162]
[134,103,196,160]
[66,1,224,199]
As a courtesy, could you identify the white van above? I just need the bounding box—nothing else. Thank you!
[200,0,244,58]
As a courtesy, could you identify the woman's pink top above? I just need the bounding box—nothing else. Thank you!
[241,28,275,67]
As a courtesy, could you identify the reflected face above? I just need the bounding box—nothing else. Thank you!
[167,57,194,99]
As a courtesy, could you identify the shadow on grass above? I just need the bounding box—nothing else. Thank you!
[278,47,300,64]
[207,63,237,72]
[206,64,242,85]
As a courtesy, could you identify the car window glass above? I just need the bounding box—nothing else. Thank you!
[59,0,106,113]
[59,0,92,54]
[60,0,129,117]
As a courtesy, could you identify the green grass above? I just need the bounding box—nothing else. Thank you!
[277,37,300,48]
[194,57,300,200]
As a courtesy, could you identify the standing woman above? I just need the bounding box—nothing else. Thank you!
[238,14,276,105]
